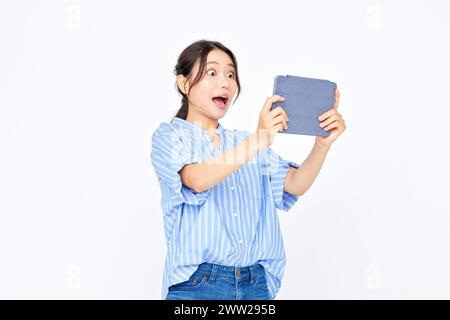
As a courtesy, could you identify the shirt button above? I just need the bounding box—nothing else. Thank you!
[230,186,235,191]
[233,212,238,217]
[239,239,243,244]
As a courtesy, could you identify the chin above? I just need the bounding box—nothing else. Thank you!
[209,105,228,117]
[212,113,225,120]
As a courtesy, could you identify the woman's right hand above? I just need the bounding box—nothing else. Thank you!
[253,95,289,150]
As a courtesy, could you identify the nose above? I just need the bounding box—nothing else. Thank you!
[217,72,230,88]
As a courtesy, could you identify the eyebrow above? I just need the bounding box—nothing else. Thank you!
[207,61,235,68]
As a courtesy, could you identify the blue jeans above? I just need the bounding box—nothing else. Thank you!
[165,262,272,300]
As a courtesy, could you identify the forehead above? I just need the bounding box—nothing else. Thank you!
[206,49,234,68]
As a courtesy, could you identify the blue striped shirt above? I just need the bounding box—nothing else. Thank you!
[150,117,300,299]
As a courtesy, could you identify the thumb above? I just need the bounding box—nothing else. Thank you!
[334,89,340,110]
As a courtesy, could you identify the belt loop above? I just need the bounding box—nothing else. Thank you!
[249,264,256,283]
[209,264,218,282]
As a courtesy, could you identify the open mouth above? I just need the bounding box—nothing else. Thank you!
[212,95,229,109]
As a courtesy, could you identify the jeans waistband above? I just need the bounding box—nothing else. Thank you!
[195,262,264,282]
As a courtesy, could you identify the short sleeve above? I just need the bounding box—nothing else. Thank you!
[150,122,211,208]
[265,147,300,211]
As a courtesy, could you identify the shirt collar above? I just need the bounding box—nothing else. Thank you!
[172,117,225,135]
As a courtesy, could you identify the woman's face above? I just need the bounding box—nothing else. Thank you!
[183,49,238,120]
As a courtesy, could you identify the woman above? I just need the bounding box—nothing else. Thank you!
[150,39,346,300]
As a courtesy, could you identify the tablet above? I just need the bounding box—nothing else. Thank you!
[271,74,336,137]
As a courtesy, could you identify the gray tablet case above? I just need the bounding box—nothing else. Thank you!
[271,74,337,137]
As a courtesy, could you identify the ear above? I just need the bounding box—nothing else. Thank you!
[176,75,189,95]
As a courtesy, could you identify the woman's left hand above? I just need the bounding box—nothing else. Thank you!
[315,89,346,148]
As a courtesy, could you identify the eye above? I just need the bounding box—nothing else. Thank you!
[206,69,216,76]
[227,72,235,78]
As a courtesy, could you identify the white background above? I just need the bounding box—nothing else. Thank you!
[1,0,449,299]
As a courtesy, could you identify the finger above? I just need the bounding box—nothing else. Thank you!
[318,108,337,121]
[263,95,285,114]
[334,88,340,110]
[323,120,341,131]
[270,115,288,131]
[267,97,284,117]
[319,114,340,128]
[268,105,289,121]
[272,123,284,133]
[270,114,288,130]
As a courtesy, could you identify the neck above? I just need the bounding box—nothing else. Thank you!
[186,109,219,132]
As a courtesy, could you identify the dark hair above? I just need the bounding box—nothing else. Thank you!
[173,39,241,120]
